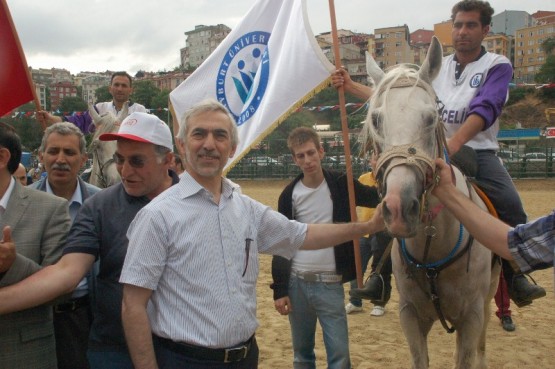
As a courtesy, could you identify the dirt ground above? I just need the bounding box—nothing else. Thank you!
[235,179,555,369]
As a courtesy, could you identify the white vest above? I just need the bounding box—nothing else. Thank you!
[433,52,509,151]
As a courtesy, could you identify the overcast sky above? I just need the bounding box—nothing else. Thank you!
[7,0,553,75]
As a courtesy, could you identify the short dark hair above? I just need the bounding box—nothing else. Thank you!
[451,0,494,27]
[0,121,22,174]
[287,127,321,154]
[111,71,133,87]
[40,122,86,154]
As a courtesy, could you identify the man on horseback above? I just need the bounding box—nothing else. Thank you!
[432,0,545,312]
[36,71,146,134]
[331,0,546,316]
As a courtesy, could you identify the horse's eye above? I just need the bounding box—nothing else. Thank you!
[371,112,382,130]
[425,113,436,127]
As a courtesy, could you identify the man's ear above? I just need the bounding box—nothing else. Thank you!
[0,148,11,172]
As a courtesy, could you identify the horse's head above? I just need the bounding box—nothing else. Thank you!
[88,103,129,187]
[364,37,443,237]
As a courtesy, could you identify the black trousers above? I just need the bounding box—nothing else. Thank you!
[53,300,92,369]
[154,336,259,369]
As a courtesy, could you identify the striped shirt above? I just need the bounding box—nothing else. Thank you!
[120,172,307,348]
[508,210,555,273]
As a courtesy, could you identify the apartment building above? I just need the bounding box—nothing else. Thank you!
[180,24,231,69]
[491,10,533,37]
[316,30,371,85]
[410,29,434,65]
[482,33,511,59]
[139,71,191,91]
[76,74,111,106]
[374,25,412,69]
[514,21,555,83]
[49,82,77,110]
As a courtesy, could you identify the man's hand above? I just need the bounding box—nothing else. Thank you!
[331,67,351,89]
[0,226,15,273]
[274,296,292,316]
[367,203,386,235]
[431,158,457,201]
[36,110,61,127]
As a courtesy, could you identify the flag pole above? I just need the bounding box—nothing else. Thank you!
[327,0,363,288]
[1,0,43,129]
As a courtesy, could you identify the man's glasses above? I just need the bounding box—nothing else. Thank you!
[112,153,148,168]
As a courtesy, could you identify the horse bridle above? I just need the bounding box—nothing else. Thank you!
[89,138,115,188]
[372,77,447,204]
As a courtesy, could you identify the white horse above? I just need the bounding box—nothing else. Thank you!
[363,37,500,369]
[87,104,128,188]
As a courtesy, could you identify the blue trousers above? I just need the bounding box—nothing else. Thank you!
[288,275,351,369]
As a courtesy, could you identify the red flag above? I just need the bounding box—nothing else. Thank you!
[0,0,37,117]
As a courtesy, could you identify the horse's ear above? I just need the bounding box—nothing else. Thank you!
[366,51,384,86]
[419,36,443,83]
[89,105,101,126]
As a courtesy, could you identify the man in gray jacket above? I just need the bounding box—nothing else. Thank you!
[0,121,71,369]
[30,122,101,369]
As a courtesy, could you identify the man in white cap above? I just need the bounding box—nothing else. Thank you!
[0,112,179,369]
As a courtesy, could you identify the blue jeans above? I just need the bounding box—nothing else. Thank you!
[348,237,372,307]
[288,275,351,369]
[87,349,133,369]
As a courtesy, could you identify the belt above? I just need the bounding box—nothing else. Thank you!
[291,270,342,283]
[54,295,89,313]
[154,335,254,363]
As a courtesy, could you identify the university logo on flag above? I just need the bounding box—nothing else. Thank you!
[216,31,270,126]
[170,0,334,170]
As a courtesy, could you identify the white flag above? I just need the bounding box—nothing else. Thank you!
[170,0,334,169]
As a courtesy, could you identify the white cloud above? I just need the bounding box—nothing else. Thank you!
[6,0,551,75]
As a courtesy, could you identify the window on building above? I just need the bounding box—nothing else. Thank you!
[528,40,534,46]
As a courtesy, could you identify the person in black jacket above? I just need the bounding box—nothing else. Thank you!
[270,127,379,369]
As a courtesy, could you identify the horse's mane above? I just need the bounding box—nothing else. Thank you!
[364,64,438,152]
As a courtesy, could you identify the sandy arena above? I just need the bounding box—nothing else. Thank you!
[234,178,554,369]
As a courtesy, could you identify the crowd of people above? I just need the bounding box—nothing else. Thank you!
[0,1,553,369]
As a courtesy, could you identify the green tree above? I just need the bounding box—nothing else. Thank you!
[59,96,87,113]
[151,89,171,123]
[94,85,111,103]
[131,80,160,109]
[541,37,555,54]
[535,38,555,84]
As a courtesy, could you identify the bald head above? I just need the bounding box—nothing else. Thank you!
[14,163,27,186]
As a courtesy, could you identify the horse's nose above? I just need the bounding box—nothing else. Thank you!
[403,198,420,224]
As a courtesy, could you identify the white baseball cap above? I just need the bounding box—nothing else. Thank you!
[99,112,173,150]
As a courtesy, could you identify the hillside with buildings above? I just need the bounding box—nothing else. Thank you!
[14,8,555,116]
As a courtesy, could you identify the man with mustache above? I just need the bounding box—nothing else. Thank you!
[30,122,101,369]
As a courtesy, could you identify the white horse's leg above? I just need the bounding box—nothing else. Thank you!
[452,303,486,369]
[399,302,433,369]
